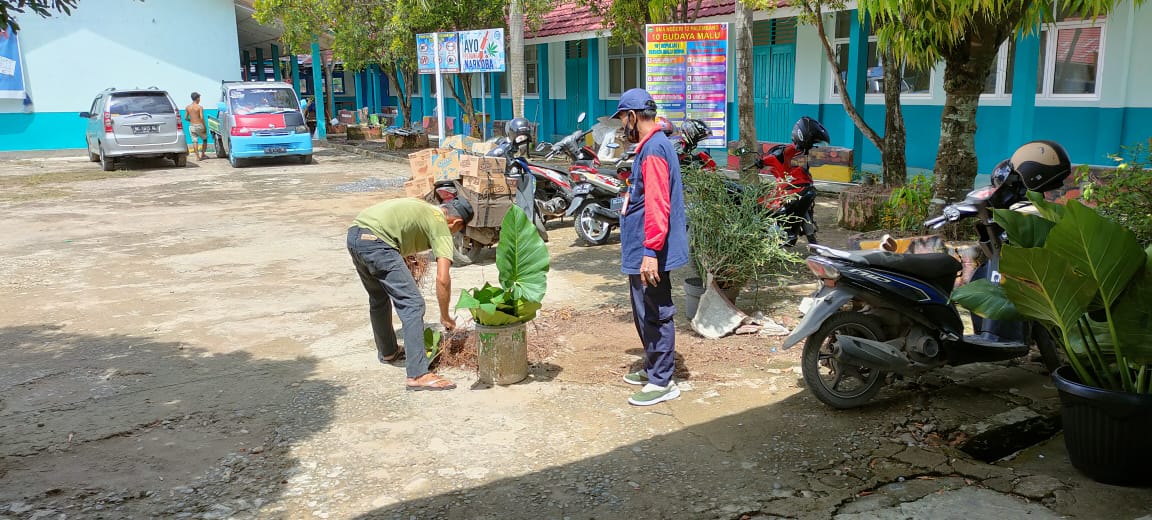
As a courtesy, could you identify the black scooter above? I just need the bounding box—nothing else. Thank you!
[781,171,1062,409]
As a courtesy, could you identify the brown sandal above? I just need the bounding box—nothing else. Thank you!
[405,374,456,391]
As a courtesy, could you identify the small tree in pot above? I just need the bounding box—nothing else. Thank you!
[456,205,549,385]
[953,193,1152,485]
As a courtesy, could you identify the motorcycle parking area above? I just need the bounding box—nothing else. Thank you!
[1,148,1148,519]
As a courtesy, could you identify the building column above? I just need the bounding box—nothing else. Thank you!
[1008,30,1041,150]
[242,50,251,81]
[289,54,300,95]
[255,48,266,81]
[354,71,365,112]
[489,73,499,123]
[271,44,282,81]
[537,43,550,136]
[421,74,432,128]
[311,40,326,139]
[585,38,600,126]
[367,66,379,114]
[843,10,869,171]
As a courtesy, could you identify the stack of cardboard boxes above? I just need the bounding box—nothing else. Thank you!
[405,148,463,198]
[458,154,517,228]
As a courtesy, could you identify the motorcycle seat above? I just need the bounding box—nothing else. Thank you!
[858,251,961,280]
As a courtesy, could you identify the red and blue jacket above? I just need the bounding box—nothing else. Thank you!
[620,127,689,275]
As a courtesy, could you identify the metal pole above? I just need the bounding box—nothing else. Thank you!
[480,72,487,141]
[434,32,446,144]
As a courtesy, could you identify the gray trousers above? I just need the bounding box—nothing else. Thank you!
[347,226,429,379]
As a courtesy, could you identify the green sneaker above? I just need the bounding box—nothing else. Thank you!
[622,370,649,386]
[628,383,681,406]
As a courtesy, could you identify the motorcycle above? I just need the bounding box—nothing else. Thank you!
[780,169,1062,409]
[525,112,610,221]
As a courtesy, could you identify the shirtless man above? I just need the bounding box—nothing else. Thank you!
[185,92,208,160]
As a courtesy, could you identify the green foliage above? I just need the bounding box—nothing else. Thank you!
[1078,142,1152,247]
[456,206,550,325]
[879,175,934,233]
[424,328,442,362]
[0,0,77,32]
[682,166,802,288]
[951,193,1152,393]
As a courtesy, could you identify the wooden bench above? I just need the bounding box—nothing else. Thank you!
[726,141,854,183]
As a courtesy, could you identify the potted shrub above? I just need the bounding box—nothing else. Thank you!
[456,205,549,385]
[953,193,1152,485]
[682,165,799,315]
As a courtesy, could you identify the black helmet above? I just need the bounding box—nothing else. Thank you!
[1010,140,1070,192]
[680,119,711,149]
[505,117,533,146]
[791,116,829,151]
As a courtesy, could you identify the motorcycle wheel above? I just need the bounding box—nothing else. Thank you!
[802,312,887,409]
[574,202,612,246]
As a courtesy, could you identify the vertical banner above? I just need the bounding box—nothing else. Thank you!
[645,23,728,149]
[458,29,506,73]
[416,32,460,74]
[0,24,27,100]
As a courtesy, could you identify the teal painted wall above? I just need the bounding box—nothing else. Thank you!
[0,109,223,151]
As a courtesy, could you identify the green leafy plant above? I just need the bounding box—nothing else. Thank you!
[455,205,549,325]
[880,174,934,233]
[952,193,1152,393]
[424,328,442,363]
[1077,141,1152,246]
[683,166,801,288]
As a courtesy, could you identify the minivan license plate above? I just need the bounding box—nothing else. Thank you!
[132,125,159,134]
[264,147,286,154]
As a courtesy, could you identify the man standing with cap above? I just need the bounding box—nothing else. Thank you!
[347,197,474,391]
[613,88,690,406]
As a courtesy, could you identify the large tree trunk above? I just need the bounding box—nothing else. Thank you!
[881,52,907,187]
[803,1,883,153]
[324,60,336,124]
[933,28,1002,203]
[734,0,758,182]
[448,75,478,137]
[509,0,525,118]
[385,67,412,129]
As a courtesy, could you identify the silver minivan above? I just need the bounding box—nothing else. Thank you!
[80,88,188,171]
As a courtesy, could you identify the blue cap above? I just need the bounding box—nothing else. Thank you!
[611,88,656,119]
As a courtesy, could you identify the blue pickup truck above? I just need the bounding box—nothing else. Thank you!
[207,81,312,168]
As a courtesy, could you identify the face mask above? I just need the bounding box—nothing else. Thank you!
[624,112,641,144]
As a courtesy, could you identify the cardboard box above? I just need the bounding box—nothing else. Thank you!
[404,177,436,198]
[441,134,480,151]
[407,149,437,179]
[471,141,497,155]
[461,172,517,196]
[460,155,507,175]
[429,148,463,181]
[459,187,515,228]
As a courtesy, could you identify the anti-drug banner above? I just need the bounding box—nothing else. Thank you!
[458,29,505,73]
[645,23,728,149]
[416,32,460,74]
[0,24,27,100]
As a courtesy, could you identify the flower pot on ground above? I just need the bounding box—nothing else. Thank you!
[683,277,706,320]
[1052,366,1152,485]
[953,193,1152,484]
[456,205,549,385]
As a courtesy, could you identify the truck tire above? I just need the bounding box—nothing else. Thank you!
[214,134,227,158]
[299,154,312,165]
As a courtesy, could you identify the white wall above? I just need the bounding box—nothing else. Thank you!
[1117,0,1152,108]
[1,0,241,114]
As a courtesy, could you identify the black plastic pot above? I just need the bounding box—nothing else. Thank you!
[1052,365,1152,486]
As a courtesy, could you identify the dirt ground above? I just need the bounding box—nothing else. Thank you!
[1,149,1149,520]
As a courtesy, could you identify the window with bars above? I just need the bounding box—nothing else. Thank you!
[608,44,644,96]
[830,12,932,96]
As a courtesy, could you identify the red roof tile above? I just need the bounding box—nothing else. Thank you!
[526,0,791,40]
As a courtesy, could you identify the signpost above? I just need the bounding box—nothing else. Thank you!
[417,29,505,141]
[645,23,729,149]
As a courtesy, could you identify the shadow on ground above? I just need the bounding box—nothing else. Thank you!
[0,324,342,518]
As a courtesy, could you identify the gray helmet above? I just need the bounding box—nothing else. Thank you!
[505,117,533,146]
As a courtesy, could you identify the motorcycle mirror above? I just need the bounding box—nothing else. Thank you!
[577,112,586,124]
[535,142,549,152]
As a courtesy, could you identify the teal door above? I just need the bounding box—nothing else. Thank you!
[565,41,588,134]
[753,44,796,143]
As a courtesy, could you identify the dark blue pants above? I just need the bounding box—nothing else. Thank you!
[629,272,676,387]
[347,226,429,379]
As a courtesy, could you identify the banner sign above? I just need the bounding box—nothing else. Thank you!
[459,29,505,73]
[416,32,460,74]
[645,23,729,148]
[0,24,27,99]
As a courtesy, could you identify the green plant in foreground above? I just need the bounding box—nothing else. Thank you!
[1078,142,1152,246]
[952,192,1152,393]
[455,205,550,325]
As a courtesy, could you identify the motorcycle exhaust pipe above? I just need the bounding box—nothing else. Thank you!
[588,204,619,224]
[833,336,913,374]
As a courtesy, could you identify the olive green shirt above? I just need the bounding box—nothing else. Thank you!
[352,198,455,260]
